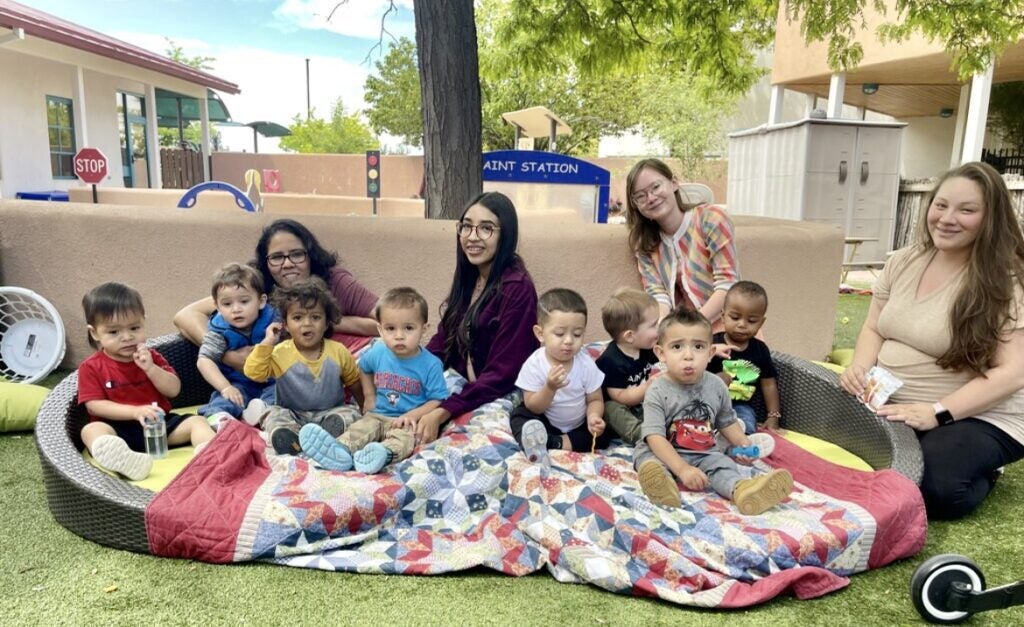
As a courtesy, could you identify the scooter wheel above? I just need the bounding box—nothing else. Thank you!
[910,554,986,624]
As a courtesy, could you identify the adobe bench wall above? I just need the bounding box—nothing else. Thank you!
[0,200,843,367]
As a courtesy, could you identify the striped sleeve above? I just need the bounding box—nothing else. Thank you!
[701,205,740,291]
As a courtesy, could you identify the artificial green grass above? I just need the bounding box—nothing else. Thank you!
[4,431,1023,624]
[6,292,1023,623]
[833,293,871,351]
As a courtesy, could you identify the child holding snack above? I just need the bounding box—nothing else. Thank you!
[78,282,214,480]
[708,281,782,433]
[511,288,608,467]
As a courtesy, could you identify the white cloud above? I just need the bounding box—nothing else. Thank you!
[272,0,415,40]
[111,30,373,153]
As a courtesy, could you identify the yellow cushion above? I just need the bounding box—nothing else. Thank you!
[82,404,205,491]
[85,446,195,492]
[782,430,873,471]
[0,381,50,432]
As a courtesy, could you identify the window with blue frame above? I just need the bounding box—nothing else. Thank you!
[46,96,76,178]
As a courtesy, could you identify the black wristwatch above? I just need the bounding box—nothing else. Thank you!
[932,402,954,426]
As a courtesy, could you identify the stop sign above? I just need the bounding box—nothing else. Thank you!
[74,148,108,185]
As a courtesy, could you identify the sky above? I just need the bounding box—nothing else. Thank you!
[25,0,417,152]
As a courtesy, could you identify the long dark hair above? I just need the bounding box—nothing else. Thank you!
[917,161,1024,373]
[438,191,524,365]
[253,219,338,291]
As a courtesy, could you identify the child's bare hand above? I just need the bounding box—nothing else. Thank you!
[713,343,732,359]
[133,344,154,372]
[717,371,733,386]
[221,385,245,407]
[134,404,163,425]
[545,365,569,390]
[262,322,283,345]
[587,414,605,437]
[394,412,419,430]
[763,415,782,432]
[680,467,708,490]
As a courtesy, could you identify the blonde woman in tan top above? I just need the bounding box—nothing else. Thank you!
[840,162,1024,519]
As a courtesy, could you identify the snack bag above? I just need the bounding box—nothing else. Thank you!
[860,366,903,411]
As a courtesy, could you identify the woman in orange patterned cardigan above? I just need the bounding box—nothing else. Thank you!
[625,158,740,329]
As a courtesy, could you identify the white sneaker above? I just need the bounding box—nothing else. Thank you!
[92,435,152,481]
[206,411,234,432]
[242,399,268,426]
[747,432,776,458]
[520,419,551,469]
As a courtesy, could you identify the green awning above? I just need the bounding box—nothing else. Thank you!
[155,88,232,128]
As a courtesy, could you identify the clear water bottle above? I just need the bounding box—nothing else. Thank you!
[144,406,168,459]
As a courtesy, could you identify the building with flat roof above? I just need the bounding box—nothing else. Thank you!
[764,0,1023,179]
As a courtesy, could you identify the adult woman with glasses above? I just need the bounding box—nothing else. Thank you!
[174,219,379,367]
[625,158,739,328]
[416,191,539,444]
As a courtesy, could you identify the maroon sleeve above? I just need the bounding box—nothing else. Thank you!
[328,266,379,318]
[439,275,538,417]
[426,321,447,360]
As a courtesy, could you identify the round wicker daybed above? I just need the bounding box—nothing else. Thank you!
[35,334,923,554]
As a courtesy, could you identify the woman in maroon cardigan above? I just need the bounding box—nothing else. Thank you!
[418,192,539,443]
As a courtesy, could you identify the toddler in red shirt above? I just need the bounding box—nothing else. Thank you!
[78,282,214,480]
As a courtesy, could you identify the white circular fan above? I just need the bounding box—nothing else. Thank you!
[0,287,66,383]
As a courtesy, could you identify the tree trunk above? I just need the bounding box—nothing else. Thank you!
[414,0,482,219]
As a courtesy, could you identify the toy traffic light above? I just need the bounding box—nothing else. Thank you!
[366,150,380,198]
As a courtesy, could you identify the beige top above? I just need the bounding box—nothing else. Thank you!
[874,247,1024,444]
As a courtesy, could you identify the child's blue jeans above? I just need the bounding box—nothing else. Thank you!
[199,381,276,417]
[733,403,757,434]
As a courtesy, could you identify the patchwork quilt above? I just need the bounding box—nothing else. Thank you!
[146,396,926,608]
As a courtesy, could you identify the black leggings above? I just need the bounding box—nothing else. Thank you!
[918,418,1024,520]
[509,405,613,453]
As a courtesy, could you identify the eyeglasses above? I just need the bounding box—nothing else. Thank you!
[457,222,500,240]
[266,249,308,267]
[631,180,668,205]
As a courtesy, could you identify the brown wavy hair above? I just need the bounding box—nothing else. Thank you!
[917,161,1024,373]
[625,158,701,254]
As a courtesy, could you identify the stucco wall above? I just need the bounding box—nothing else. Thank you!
[211,153,731,208]
[0,200,842,368]
[0,48,77,197]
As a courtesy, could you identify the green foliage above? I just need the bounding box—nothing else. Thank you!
[164,37,215,71]
[157,122,218,149]
[364,38,423,147]
[492,0,777,95]
[279,100,379,154]
[989,82,1024,150]
[634,73,738,175]
[786,0,1024,80]
[479,67,639,155]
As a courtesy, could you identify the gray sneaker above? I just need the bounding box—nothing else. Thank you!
[520,419,550,469]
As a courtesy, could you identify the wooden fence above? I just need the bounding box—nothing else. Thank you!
[893,178,1024,249]
[160,148,205,189]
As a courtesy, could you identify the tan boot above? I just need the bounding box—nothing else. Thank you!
[732,469,794,515]
[638,460,682,508]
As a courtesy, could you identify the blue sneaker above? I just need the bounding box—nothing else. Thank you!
[353,442,393,474]
[299,423,353,471]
